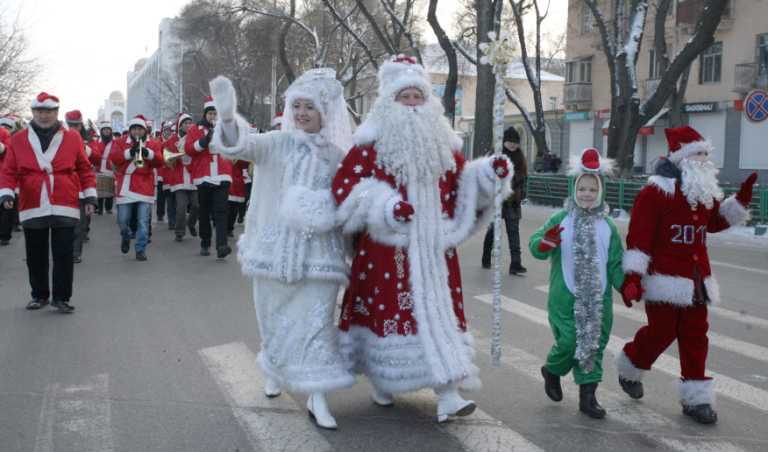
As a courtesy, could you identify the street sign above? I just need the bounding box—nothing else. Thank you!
[682,102,718,113]
[565,111,590,121]
[744,89,768,123]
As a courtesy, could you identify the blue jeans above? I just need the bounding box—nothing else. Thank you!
[118,202,151,252]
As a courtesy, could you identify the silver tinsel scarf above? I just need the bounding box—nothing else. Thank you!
[570,201,605,373]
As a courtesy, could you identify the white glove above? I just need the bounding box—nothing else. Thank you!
[209,76,237,122]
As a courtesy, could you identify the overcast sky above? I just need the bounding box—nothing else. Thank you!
[4,0,567,120]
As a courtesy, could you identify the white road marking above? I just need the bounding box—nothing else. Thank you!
[534,285,768,331]
[33,373,114,452]
[199,342,332,452]
[711,260,768,276]
[475,294,768,414]
[407,390,544,452]
[658,438,748,452]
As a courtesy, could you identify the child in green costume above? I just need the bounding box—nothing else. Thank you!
[529,148,624,419]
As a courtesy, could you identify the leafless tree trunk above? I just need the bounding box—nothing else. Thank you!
[472,0,504,158]
[427,0,458,125]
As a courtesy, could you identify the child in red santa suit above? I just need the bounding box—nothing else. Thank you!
[618,126,757,425]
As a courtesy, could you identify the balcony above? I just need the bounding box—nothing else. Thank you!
[564,82,593,106]
[733,63,758,93]
[644,79,661,100]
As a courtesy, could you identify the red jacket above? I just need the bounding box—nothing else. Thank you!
[110,136,162,205]
[622,175,749,306]
[0,125,96,222]
[184,123,232,185]
[163,134,195,191]
[228,160,249,202]
[93,140,116,175]
[0,127,11,168]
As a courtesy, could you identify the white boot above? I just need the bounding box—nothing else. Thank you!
[435,386,476,423]
[371,387,394,407]
[307,393,337,430]
[264,377,282,398]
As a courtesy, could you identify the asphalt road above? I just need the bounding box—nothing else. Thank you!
[0,204,766,452]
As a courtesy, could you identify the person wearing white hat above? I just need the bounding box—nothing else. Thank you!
[0,92,97,313]
[330,55,512,423]
[93,121,116,215]
[211,68,356,430]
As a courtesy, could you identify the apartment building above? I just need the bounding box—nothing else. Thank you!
[563,0,768,183]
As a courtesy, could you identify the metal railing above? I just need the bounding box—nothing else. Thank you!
[526,174,767,225]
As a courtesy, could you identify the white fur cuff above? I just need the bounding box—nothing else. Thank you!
[678,379,715,406]
[719,195,750,226]
[616,349,645,382]
[280,186,336,233]
[623,249,651,275]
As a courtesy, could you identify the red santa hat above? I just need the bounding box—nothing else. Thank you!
[31,92,60,109]
[0,116,15,129]
[98,120,112,131]
[176,112,192,132]
[378,54,432,100]
[127,114,148,129]
[270,112,283,128]
[664,126,714,164]
[65,110,83,124]
[203,96,216,113]
[568,147,616,208]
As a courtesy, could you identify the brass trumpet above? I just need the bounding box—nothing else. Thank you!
[163,148,185,167]
[134,139,146,168]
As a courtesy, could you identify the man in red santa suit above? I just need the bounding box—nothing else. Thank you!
[618,126,757,425]
[65,110,98,263]
[332,55,512,423]
[164,113,199,241]
[0,116,16,246]
[185,96,234,258]
[110,115,163,261]
[0,92,97,313]
[93,121,116,215]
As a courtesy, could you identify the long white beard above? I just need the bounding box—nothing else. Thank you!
[370,97,457,185]
[680,158,723,209]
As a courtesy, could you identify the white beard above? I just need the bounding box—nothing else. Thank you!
[369,97,457,185]
[679,158,723,209]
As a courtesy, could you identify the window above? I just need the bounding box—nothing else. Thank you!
[581,5,594,34]
[699,42,722,84]
[649,48,663,79]
[566,58,592,84]
[759,34,768,76]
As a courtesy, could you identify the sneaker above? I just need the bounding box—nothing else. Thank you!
[120,238,130,254]
[51,300,75,313]
[174,235,184,242]
[217,246,232,259]
[26,299,49,310]
[136,251,147,261]
[189,226,197,237]
[481,260,491,269]
[509,264,527,275]
[200,247,211,256]
[227,231,234,238]
[73,256,82,264]
[0,240,9,246]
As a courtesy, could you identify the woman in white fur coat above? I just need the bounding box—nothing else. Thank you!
[208,69,355,430]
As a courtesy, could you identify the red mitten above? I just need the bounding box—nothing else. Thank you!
[491,157,510,179]
[621,273,643,307]
[393,201,415,223]
[736,172,758,207]
[537,225,564,252]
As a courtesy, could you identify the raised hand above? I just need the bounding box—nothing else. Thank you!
[736,172,758,207]
[537,224,564,252]
[209,76,237,122]
[491,157,510,179]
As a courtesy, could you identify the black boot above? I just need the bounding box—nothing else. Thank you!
[579,383,606,419]
[619,377,644,399]
[682,404,718,425]
[217,245,232,259]
[509,263,527,275]
[541,366,563,402]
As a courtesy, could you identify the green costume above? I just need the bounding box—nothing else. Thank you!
[529,200,624,384]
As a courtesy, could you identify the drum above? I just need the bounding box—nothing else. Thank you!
[96,174,114,198]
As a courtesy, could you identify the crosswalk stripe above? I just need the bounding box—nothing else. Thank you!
[658,438,748,452]
[33,373,114,452]
[199,342,332,452]
[475,294,768,414]
[533,286,768,362]
[470,334,746,452]
[711,259,768,276]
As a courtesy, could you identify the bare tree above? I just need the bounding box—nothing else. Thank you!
[583,0,728,174]
[472,0,504,158]
[0,13,39,114]
[427,0,459,125]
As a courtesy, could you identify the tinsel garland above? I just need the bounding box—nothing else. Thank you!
[570,201,605,373]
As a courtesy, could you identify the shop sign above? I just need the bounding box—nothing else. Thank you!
[682,102,717,114]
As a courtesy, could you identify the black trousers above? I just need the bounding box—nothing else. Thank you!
[227,201,243,232]
[156,182,166,219]
[482,203,522,267]
[72,201,91,258]
[0,199,15,241]
[197,182,230,249]
[97,197,113,214]
[24,226,75,301]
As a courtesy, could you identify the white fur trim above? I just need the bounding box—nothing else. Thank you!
[383,195,410,233]
[668,140,714,164]
[623,249,651,275]
[678,379,715,406]
[353,121,378,146]
[616,349,646,382]
[19,205,80,222]
[719,195,750,226]
[228,195,245,202]
[641,273,720,306]
[256,350,356,395]
[339,326,480,394]
[335,177,409,247]
[0,188,14,199]
[127,117,147,129]
[647,175,676,196]
[567,154,616,177]
[279,186,337,234]
[31,98,59,109]
[211,114,250,158]
[83,188,97,199]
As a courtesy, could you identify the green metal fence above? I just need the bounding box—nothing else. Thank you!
[526,174,767,225]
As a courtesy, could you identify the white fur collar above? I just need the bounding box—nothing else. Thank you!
[647,175,676,196]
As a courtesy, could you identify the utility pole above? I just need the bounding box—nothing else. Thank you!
[270,55,277,122]
[179,43,184,113]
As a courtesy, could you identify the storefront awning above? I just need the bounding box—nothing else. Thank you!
[601,107,670,136]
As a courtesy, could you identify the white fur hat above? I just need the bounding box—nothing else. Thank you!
[378,54,432,100]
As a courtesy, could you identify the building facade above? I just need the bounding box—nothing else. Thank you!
[563,0,768,183]
[97,91,126,132]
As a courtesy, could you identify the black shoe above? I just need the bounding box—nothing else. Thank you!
[509,264,527,275]
[682,403,718,425]
[541,366,563,402]
[481,260,491,269]
[136,251,147,261]
[189,226,197,237]
[0,240,9,246]
[200,247,210,256]
[618,377,644,399]
[73,256,82,264]
[174,235,184,242]
[157,216,164,223]
[96,209,103,215]
[579,383,606,419]
[13,225,21,232]
[227,231,234,238]
[83,235,90,243]
[237,217,244,224]
[217,246,232,259]
[120,238,130,254]
[51,300,75,313]
[106,210,113,215]
[26,299,49,310]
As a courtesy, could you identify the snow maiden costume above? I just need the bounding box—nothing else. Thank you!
[209,69,356,429]
[331,55,513,422]
[529,148,624,419]
[617,126,757,425]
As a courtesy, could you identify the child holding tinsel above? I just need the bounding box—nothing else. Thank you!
[529,148,624,419]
